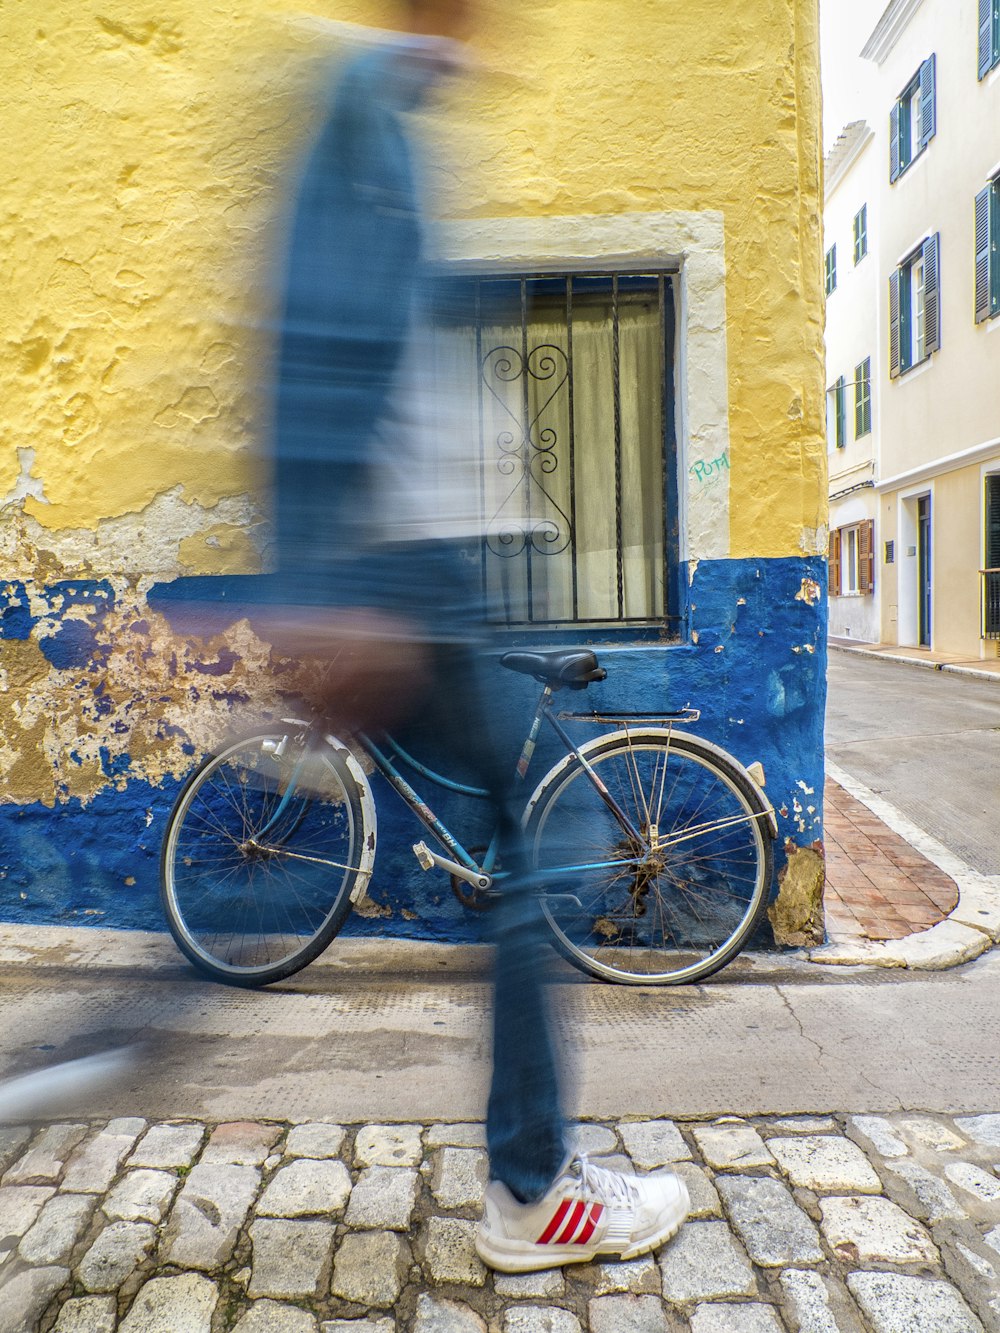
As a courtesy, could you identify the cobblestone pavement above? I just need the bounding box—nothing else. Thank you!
[2,1112,1000,1332]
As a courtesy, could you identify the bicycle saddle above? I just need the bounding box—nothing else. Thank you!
[499,649,607,689]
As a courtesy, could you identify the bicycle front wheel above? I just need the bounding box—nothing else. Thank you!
[527,729,774,985]
[160,728,367,986]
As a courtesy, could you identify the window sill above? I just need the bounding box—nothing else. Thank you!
[895,354,935,383]
[892,145,929,185]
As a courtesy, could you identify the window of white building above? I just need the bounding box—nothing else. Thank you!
[825,244,837,296]
[890,234,941,376]
[975,175,1000,324]
[854,357,872,437]
[979,0,1000,80]
[853,205,868,265]
[890,55,936,182]
[829,520,875,597]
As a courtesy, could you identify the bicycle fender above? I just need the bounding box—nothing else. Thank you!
[523,727,778,840]
[323,735,379,902]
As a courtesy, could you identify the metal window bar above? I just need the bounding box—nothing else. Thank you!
[472,271,674,629]
[983,568,1000,639]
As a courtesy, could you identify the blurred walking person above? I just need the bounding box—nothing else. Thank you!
[269,0,689,1271]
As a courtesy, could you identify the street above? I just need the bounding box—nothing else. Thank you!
[826,652,1000,875]
[2,651,1000,1330]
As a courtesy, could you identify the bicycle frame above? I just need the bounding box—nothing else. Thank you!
[358,687,701,891]
[248,686,706,893]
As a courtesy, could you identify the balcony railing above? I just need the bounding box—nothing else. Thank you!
[982,568,1000,640]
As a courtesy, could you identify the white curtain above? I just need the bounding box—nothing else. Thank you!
[425,288,666,625]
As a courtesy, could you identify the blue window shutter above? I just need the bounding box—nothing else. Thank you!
[889,270,901,377]
[976,187,992,323]
[919,55,936,147]
[889,103,901,181]
[835,376,846,447]
[923,233,941,354]
[980,0,994,79]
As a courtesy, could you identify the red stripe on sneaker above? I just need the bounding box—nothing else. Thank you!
[575,1201,604,1244]
[537,1199,572,1244]
[554,1200,587,1244]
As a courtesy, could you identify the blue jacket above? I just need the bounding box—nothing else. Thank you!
[272,45,424,596]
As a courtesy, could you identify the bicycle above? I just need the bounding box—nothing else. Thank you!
[160,648,776,988]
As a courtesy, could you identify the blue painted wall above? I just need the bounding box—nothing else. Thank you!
[0,556,825,939]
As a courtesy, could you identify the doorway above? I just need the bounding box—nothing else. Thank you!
[917,494,932,647]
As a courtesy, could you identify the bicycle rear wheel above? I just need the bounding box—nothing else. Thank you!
[526,729,774,984]
[160,728,366,986]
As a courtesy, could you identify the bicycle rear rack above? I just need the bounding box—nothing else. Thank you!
[556,708,701,725]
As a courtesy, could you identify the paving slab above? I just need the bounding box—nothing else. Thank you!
[118,1272,218,1333]
[820,1195,938,1264]
[345,1165,419,1228]
[779,1269,844,1333]
[232,1300,318,1333]
[78,1219,156,1292]
[51,1295,118,1333]
[258,1157,352,1218]
[248,1217,335,1299]
[659,1219,757,1302]
[412,1294,486,1333]
[766,1134,883,1192]
[127,1123,204,1170]
[18,1191,96,1264]
[690,1122,773,1171]
[329,1230,411,1307]
[717,1175,824,1267]
[506,1307,583,1333]
[689,1304,784,1333]
[161,1162,260,1270]
[846,1271,984,1333]
[587,1294,668,1333]
[617,1120,691,1168]
[430,1148,488,1211]
[0,1265,69,1333]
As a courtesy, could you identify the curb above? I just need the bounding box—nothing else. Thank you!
[809,761,1000,972]
[828,640,1000,684]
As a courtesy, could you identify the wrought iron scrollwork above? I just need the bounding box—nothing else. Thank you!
[481,343,572,559]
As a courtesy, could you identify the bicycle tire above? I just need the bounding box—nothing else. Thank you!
[525,729,774,985]
[160,727,367,986]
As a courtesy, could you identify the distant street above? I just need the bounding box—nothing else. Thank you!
[825,650,1000,875]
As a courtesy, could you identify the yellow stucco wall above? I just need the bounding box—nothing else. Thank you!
[2,0,825,566]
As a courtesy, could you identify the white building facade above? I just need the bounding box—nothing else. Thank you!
[824,0,1000,656]
[825,121,882,642]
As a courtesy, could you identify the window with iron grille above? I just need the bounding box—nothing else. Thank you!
[853,205,868,265]
[855,357,872,437]
[438,272,678,630]
[985,474,1000,638]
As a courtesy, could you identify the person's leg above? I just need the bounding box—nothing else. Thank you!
[405,627,567,1202]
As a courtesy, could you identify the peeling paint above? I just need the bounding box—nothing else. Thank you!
[0,0,827,937]
[768,838,825,947]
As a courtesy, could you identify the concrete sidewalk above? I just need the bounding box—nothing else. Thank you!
[828,639,1000,684]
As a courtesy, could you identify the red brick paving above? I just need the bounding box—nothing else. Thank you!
[823,777,958,942]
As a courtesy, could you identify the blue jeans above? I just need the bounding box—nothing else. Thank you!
[394,595,568,1202]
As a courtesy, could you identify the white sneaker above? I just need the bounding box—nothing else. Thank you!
[475,1153,689,1273]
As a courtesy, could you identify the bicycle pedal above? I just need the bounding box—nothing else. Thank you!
[413,841,435,871]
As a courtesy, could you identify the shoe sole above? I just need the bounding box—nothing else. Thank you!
[475,1194,689,1274]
